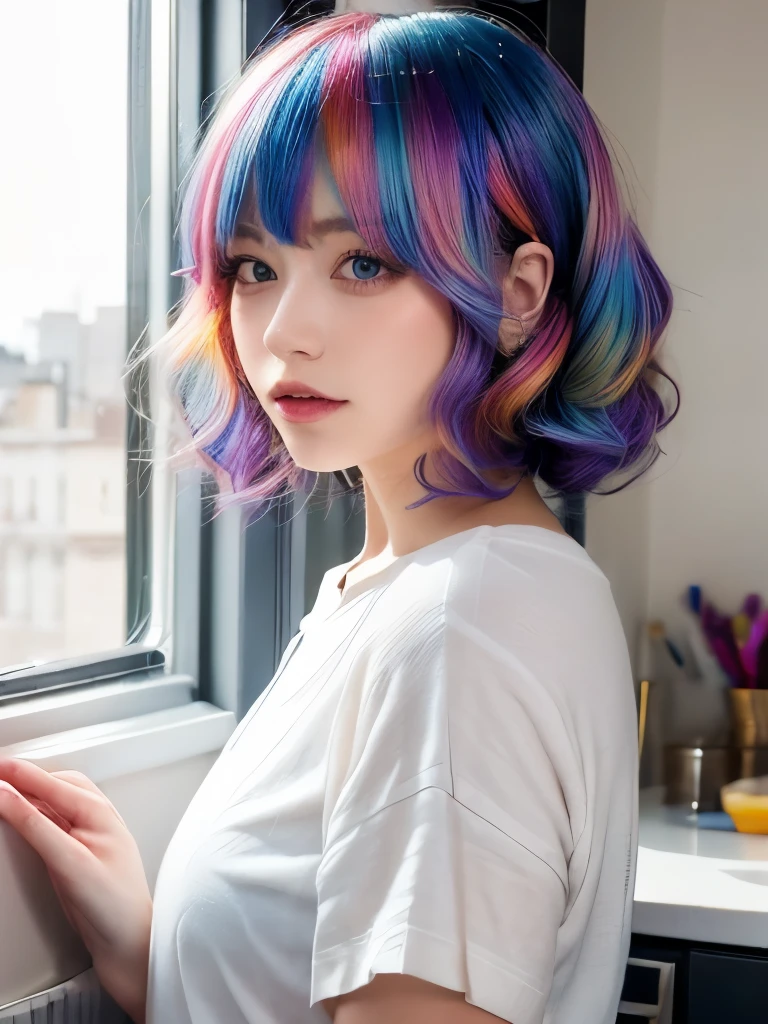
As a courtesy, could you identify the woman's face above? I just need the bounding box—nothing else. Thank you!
[227,165,455,474]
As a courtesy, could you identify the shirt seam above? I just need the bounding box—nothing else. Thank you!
[321,784,567,893]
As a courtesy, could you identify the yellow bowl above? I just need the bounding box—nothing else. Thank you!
[720,775,768,834]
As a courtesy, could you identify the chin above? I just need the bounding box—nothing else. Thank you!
[284,446,361,475]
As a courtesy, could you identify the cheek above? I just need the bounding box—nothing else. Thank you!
[229,299,268,387]
[375,286,455,412]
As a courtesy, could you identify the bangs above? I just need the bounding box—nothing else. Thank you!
[213,42,332,262]
[199,11,529,303]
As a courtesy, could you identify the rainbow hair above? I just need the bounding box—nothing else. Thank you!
[150,9,679,512]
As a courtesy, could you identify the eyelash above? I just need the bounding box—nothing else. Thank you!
[219,249,400,294]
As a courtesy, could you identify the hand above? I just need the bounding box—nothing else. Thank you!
[0,756,152,1023]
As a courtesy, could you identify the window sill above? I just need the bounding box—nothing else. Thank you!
[0,684,235,783]
[0,668,200,743]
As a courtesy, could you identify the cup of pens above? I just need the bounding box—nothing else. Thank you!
[640,586,768,799]
[681,585,768,771]
[688,584,768,767]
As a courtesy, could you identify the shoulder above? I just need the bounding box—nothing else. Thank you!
[350,524,627,714]
[364,524,618,666]
[442,526,632,712]
[446,525,613,631]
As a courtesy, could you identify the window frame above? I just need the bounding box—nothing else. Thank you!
[125,0,154,654]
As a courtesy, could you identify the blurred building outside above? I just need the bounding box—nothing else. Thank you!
[0,307,128,669]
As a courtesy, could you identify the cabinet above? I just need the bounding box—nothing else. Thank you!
[619,934,768,1023]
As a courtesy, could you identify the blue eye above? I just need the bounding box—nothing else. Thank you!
[222,257,275,285]
[350,255,380,280]
[246,261,274,283]
[222,248,400,293]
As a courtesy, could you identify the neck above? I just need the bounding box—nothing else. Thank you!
[354,430,535,562]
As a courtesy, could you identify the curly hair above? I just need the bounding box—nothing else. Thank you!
[143,9,679,514]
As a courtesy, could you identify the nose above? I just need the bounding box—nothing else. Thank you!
[262,279,326,361]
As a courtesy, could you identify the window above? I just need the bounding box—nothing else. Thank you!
[0,1,131,671]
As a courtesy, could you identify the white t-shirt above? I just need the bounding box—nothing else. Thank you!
[147,523,638,1024]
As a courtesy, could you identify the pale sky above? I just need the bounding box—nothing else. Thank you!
[0,0,128,357]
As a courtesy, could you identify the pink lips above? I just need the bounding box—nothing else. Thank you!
[269,380,347,424]
[273,396,347,423]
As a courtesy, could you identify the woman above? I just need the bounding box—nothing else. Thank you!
[0,9,678,1024]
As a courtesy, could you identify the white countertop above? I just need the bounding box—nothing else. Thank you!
[633,786,768,948]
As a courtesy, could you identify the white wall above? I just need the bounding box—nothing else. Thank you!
[583,0,768,681]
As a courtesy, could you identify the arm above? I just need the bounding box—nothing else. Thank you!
[324,974,509,1024]
[98,935,150,1024]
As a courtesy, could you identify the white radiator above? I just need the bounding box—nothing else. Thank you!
[0,968,131,1023]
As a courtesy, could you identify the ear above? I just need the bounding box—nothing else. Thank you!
[496,241,554,356]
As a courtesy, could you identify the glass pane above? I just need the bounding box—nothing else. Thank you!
[0,1,129,671]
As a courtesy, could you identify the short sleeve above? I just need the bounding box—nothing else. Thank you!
[310,536,590,1024]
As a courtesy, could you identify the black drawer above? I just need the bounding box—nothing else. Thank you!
[627,934,768,1023]
[687,951,768,1023]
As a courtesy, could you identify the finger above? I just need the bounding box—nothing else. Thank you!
[0,780,90,877]
[0,758,111,832]
[51,771,128,829]
[50,769,106,797]
[27,796,73,834]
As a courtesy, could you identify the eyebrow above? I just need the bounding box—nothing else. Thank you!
[233,216,359,245]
